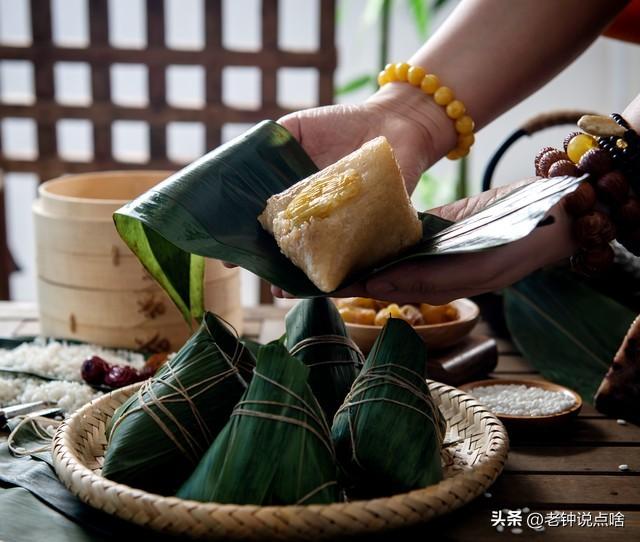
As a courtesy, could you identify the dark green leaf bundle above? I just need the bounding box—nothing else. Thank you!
[177,342,338,505]
[102,313,252,494]
[285,298,363,423]
[505,268,636,401]
[332,318,446,498]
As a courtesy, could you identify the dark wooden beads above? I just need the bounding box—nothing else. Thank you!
[536,148,569,177]
[548,159,580,178]
[573,211,616,248]
[616,196,640,226]
[595,171,629,206]
[578,148,613,177]
[563,182,596,216]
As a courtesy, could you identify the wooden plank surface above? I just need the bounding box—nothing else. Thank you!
[0,303,637,542]
[506,446,640,473]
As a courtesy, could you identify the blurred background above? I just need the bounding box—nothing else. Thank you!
[1,0,640,305]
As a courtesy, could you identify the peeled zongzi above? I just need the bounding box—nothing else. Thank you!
[258,137,422,292]
[177,342,338,505]
[332,318,446,497]
[102,312,251,494]
[285,298,363,423]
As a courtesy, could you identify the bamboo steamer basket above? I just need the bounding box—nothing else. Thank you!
[33,171,243,350]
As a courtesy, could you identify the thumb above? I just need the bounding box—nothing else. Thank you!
[277,113,302,141]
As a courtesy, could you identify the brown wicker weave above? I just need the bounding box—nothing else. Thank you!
[52,380,509,540]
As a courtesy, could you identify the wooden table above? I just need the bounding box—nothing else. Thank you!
[0,301,638,541]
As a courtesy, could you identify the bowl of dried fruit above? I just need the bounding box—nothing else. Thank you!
[334,297,480,353]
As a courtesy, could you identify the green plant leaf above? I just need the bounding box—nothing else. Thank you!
[504,268,636,402]
[363,0,387,25]
[407,0,429,39]
[335,74,376,96]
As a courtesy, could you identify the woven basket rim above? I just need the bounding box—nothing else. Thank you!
[52,380,509,538]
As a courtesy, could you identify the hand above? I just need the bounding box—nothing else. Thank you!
[272,181,578,304]
[279,84,447,193]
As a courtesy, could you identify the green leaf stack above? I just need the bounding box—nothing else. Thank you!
[177,342,338,505]
[102,313,251,495]
[285,298,363,423]
[505,268,636,401]
[332,318,446,498]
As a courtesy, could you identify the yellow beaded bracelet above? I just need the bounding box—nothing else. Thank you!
[378,62,475,160]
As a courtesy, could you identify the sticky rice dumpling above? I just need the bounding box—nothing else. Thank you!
[177,342,338,505]
[258,136,422,292]
[102,312,251,494]
[332,318,446,497]
[285,298,363,423]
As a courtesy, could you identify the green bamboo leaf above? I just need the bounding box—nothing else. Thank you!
[407,0,429,39]
[335,74,376,96]
[177,342,338,505]
[285,298,362,422]
[332,318,444,497]
[504,268,635,402]
[102,313,251,494]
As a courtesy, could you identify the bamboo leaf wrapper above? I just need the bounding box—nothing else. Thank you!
[102,313,251,494]
[177,342,338,505]
[332,318,446,497]
[284,298,363,423]
[505,268,636,401]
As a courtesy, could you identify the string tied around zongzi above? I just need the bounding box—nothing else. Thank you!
[108,347,242,465]
[232,369,335,460]
[289,334,365,369]
[336,362,445,469]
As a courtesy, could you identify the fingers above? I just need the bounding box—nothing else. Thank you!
[277,113,302,142]
[363,203,576,304]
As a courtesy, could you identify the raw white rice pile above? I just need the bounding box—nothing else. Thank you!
[470,384,576,416]
[0,338,145,413]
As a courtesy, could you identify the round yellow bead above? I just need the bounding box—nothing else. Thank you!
[447,149,462,160]
[420,74,440,94]
[455,115,475,135]
[458,133,475,149]
[394,62,410,81]
[566,133,598,164]
[434,86,454,106]
[446,100,466,119]
[407,65,426,86]
[384,64,398,82]
[377,70,390,86]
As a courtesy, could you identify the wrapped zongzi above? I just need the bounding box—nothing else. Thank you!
[177,342,338,505]
[332,318,446,497]
[285,298,363,423]
[102,312,251,494]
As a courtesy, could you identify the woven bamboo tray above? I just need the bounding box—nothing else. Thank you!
[52,380,509,540]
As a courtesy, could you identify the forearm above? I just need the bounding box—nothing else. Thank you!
[368,0,628,165]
